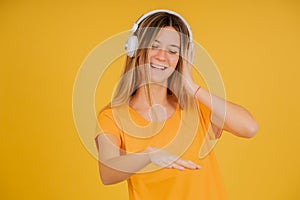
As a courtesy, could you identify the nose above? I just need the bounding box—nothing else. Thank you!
[155,48,167,61]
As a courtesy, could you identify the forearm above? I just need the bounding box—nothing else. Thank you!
[98,146,201,185]
[99,151,151,185]
[193,84,258,138]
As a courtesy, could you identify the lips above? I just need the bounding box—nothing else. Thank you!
[150,64,168,70]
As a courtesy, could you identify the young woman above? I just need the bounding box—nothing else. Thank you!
[95,10,258,200]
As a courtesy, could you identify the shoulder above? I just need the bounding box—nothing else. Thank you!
[97,104,125,135]
[98,104,113,118]
[97,103,128,123]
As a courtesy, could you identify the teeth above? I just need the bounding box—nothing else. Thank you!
[151,64,167,70]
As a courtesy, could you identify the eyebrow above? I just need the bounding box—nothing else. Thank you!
[154,39,180,49]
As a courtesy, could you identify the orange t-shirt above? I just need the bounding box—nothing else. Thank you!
[97,102,228,200]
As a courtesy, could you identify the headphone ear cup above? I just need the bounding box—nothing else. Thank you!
[125,36,138,57]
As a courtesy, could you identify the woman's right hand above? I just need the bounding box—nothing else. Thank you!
[144,146,201,171]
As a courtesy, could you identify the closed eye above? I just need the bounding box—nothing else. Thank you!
[151,44,159,49]
[169,50,178,55]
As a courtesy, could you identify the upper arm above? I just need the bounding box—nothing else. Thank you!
[210,122,223,139]
[95,133,122,162]
[96,108,124,162]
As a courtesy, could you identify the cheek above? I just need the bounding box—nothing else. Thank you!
[147,50,153,58]
[170,57,179,68]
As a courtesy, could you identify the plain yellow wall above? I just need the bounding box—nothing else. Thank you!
[1,0,300,199]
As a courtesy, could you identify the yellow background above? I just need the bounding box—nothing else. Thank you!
[1,0,300,199]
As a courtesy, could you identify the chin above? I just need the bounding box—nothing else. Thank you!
[149,78,168,86]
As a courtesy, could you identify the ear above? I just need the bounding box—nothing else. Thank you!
[125,36,138,57]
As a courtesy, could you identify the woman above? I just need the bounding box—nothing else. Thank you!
[95,10,258,200]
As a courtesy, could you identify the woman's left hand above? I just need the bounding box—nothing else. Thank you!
[145,146,201,171]
[182,43,198,96]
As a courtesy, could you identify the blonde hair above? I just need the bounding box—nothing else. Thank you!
[112,11,192,109]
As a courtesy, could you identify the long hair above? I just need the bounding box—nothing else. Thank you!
[112,11,192,109]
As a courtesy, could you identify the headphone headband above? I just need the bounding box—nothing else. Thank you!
[125,9,194,57]
[130,9,193,42]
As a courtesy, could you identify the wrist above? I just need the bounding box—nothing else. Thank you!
[143,146,154,153]
[185,83,198,96]
[141,147,154,163]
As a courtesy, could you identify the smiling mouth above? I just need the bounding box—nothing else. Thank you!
[150,64,168,70]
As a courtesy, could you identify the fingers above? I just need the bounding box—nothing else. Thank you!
[174,159,201,170]
[147,146,201,171]
[167,163,185,171]
[183,44,195,65]
[166,159,201,171]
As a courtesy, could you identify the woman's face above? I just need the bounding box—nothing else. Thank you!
[147,26,180,84]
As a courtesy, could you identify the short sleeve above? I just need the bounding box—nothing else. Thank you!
[96,107,123,146]
[197,101,212,131]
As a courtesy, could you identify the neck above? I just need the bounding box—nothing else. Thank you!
[130,84,170,109]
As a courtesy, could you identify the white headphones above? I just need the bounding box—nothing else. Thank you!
[124,9,193,57]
